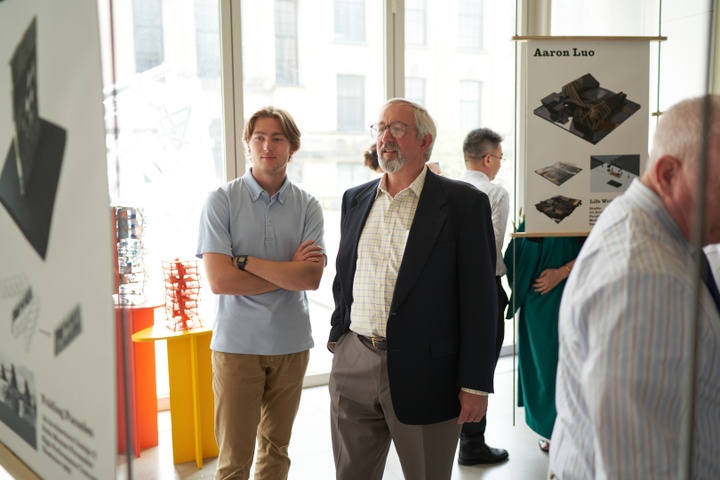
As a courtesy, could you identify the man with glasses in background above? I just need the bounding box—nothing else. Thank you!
[328,98,499,479]
[455,127,510,465]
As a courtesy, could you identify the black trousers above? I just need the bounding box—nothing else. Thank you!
[459,276,508,444]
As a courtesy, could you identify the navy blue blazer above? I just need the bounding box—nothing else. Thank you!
[329,170,498,425]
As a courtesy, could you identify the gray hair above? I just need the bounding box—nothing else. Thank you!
[648,95,720,173]
[380,98,437,159]
[463,128,504,163]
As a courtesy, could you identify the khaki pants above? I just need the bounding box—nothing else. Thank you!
[212,350,309,480]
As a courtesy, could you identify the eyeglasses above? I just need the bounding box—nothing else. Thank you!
[370,122,416,139]
[488,153,505,162]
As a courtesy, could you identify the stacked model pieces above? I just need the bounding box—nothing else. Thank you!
[163,259,201,331]
[114,206,146,305]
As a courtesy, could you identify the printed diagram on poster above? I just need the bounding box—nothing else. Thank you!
[590,154,640,193]
[0,16,67,260]
[533,73,641,145]
[520,39,651,234]
[534,195,583,224]
[0,352,37,450]
[535,161,582,186]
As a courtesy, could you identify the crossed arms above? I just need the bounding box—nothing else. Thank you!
[203,240,325,296]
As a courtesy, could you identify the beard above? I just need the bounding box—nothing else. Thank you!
[379,143,405,173]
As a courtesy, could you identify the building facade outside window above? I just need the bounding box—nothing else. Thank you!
[459,80,482,132]
[337,74,365,131]
[334,0,365,43]
[275,0,299,85]
[132,0,164,72]
[405,0,427,47]
[405,77,426,107]
[195,0,221,79]
[458,0,483,50]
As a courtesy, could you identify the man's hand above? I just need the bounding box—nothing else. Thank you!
[292,240,324,263]
[457,390,489,424]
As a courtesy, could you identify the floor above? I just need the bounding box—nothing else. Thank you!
[114,355,550,479]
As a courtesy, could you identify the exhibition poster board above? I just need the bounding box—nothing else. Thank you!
[0,1,116,478]
[519,38,652,235]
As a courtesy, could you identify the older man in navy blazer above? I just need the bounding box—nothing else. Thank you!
[328,98,499,480]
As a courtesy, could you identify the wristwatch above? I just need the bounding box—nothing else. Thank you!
[235,255,248,271]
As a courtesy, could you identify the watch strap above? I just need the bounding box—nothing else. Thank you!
[235,255,248,271]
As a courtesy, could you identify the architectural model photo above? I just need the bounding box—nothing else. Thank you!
[535,161,583,186]
[535,195,582,224]
[533,73,641,145]
[0,16,67,259]
[0,356,37,449]
[590,154,640,192]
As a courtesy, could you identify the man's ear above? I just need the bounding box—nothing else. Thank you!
[654,155,681,193]
[420,134,433,153]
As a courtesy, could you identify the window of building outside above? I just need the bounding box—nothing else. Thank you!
[105,0,519,394]
[132,0,164,72]
[337,74,365,131]
[458,0,483,50]
[458,80,482,132]
[405,0,427,47]
[334,0,365,43]
[195,0,221,79]
[405,77,426,107]
[275,0,299,85]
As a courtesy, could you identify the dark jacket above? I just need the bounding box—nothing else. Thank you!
[329,171,498,424]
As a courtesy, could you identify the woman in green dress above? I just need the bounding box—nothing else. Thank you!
[503,221,584,453]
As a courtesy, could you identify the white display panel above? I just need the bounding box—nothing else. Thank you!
[520,39,651,234]
[0,1,116,478]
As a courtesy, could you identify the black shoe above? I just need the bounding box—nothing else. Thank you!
[458,442,509,465]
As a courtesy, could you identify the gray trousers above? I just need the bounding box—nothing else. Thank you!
[329,332,462,480]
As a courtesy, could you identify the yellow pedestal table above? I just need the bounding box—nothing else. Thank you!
[132,323,218,468]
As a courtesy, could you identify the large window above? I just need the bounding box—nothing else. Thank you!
[104,0,224,398]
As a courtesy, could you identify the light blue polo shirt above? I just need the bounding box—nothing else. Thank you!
[196,169,325,355]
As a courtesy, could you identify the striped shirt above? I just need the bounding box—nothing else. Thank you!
[350,168,426,338]
[705,243,720,281]
[550,179,720,479]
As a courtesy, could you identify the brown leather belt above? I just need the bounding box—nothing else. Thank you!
[357,334,387,351]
